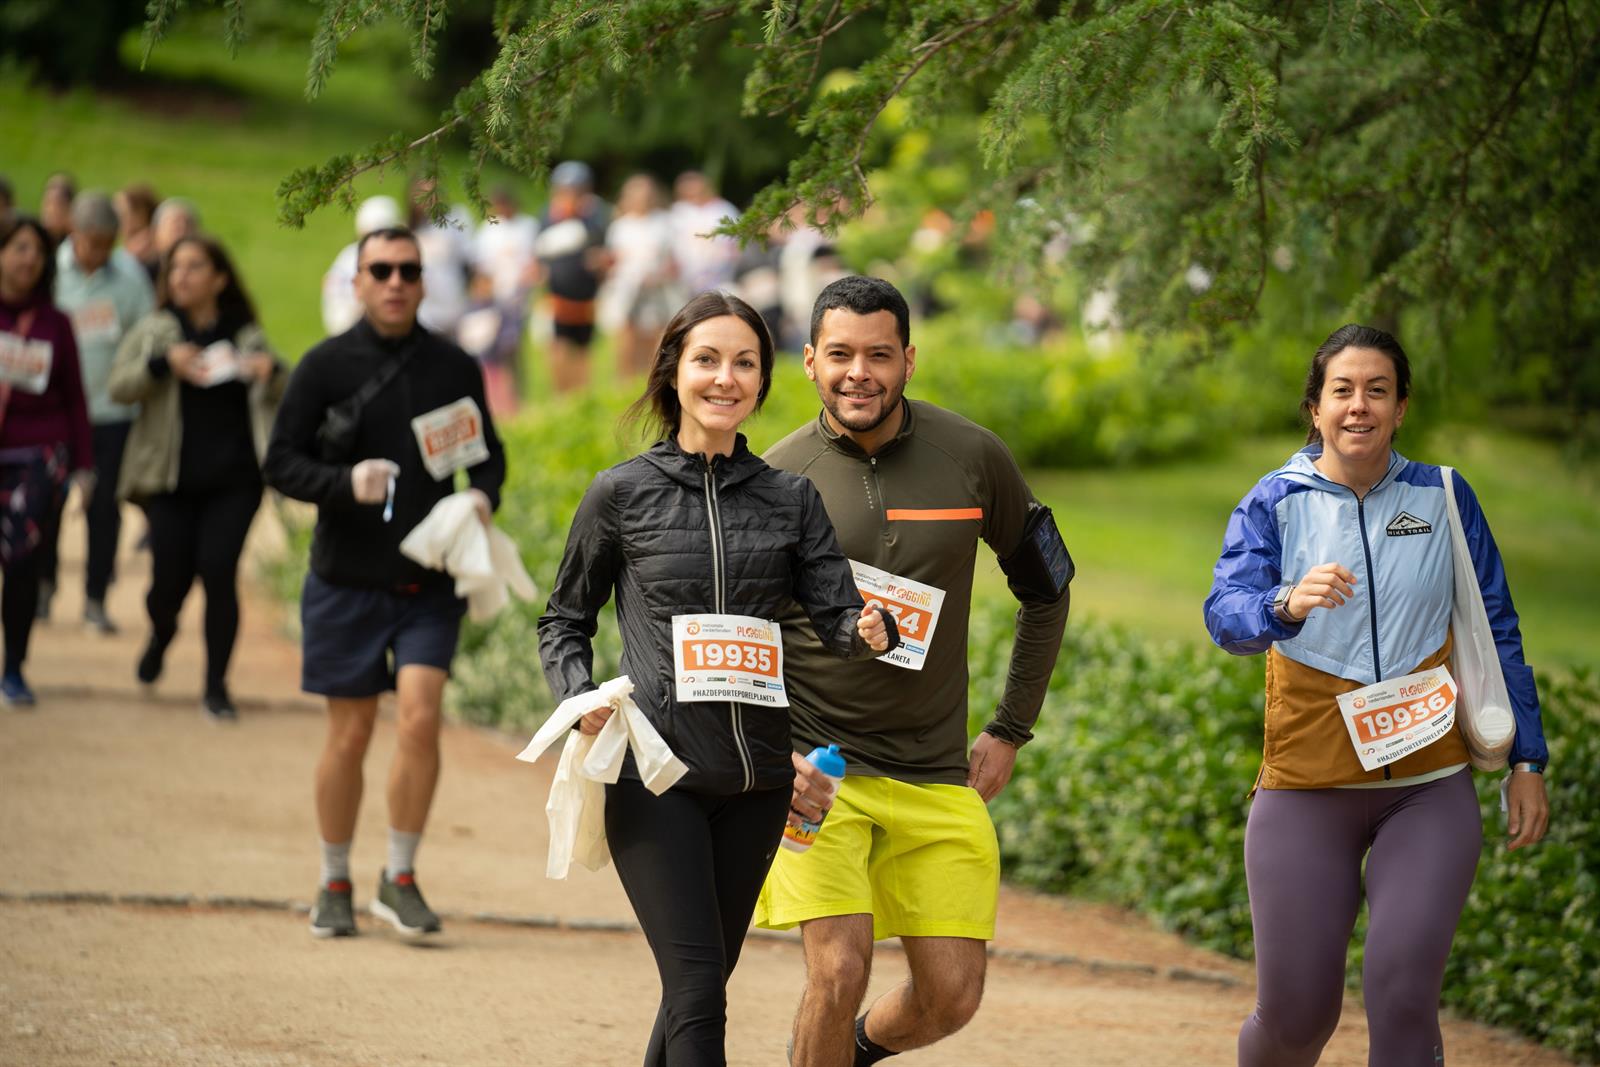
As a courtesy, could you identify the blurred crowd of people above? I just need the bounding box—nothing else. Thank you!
[316,165,850,409]
[1,171,279,718]
[0,162,850,716]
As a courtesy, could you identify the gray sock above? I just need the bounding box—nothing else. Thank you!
[387,828,421,877]
[320,840,352,887]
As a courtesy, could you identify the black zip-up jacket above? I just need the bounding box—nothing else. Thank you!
[262,318,506,590]
[538,435,897,795]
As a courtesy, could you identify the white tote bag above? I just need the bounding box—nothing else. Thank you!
[1440,467,1515,771]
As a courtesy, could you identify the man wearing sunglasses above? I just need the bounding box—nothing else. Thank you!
[264,225,507,941]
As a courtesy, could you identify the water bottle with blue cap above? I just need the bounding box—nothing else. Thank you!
[782,744,846,853]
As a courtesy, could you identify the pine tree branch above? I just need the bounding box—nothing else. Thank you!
[846,4,1025,196]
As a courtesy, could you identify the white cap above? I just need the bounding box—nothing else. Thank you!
[355,196,402,236]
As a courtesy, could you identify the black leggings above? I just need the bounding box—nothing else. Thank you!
[85,422,132,601]
[604,777,790,1067]
[142,485,261,691]
[2,513,58,673]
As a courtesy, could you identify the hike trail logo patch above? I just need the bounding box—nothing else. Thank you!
[1385,511,1433,536]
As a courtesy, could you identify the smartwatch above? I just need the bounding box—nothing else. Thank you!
[1511,761,1545,774]
[1272,583,1301,623]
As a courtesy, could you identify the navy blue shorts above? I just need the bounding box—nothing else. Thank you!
[300,571,467,698]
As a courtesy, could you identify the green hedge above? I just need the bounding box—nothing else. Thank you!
[981,600,1599,1063]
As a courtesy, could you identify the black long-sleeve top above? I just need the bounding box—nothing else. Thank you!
[537,436,897,795]
[263,318,506,590]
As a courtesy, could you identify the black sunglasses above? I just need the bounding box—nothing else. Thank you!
[363,261,423,283]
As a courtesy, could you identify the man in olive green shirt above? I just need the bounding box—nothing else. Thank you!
[756,276,1071,1067]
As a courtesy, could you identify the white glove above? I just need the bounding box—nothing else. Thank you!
[351,459,400,504]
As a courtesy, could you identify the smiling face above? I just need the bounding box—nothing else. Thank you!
[804,308,916,451]
[674,315,764,451]
[1310,346,1408,477]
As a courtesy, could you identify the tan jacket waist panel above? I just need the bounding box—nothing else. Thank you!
[1258,633,1468,790]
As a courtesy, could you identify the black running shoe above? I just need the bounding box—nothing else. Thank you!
[203,687,238,723]
[137,640,164,686]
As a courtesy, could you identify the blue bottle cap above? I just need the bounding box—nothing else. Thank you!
[807,743,847,778]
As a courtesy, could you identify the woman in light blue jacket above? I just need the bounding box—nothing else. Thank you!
[1204,323,1549,1067]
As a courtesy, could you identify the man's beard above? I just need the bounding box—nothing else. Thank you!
[822,379,907,434]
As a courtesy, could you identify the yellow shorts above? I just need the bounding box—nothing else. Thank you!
[754,774,999,941]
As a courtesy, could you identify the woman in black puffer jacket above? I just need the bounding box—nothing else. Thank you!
[539,290,893,1066]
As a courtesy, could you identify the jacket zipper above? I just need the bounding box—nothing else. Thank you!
[870,456,889,543]
[1350,487,1389,779]
[704,457,754,792]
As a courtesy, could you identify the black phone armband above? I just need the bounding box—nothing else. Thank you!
[998,503,1074,602]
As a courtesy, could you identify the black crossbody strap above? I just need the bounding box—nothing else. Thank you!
[349,346,412,410]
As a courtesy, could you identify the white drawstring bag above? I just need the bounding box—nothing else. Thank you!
[514,676,687,879]
[1440,467,1515,771]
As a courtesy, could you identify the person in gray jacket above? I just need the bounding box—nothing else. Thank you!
[109,235,283,721]
[538,290,895,1066]
[51,191,154,632]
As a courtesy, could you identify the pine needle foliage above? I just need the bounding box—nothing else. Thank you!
[141,0,1598,403]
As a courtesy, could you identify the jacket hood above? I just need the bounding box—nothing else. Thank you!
[638,433,766,491]
[815,397,916,460]
[1273,443,1409,495]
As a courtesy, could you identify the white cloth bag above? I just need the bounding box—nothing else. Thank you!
[399,491,538,622]
[514,676,688,879]
[1440,467,1515,771]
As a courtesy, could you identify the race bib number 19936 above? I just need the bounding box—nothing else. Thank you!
[1336,666,1458,772]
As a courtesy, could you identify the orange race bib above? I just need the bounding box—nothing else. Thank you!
[0,331,52,395]
[848,559,946,671]
[1336,666,1458,772]
[71,298,122,346]
[672,613,787,707]
[410,397,490,481]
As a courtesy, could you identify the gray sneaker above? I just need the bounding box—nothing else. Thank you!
[370,870,441,936]
[83,599,118,635]
[309,879,356,938]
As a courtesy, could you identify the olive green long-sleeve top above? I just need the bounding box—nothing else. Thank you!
[766,399,1070,784]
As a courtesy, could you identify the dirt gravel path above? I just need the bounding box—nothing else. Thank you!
[0,512,1569,1065]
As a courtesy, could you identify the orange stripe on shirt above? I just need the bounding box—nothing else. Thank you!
[885,507,984,522]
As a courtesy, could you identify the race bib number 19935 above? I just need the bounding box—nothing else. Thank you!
[672,614,787,707]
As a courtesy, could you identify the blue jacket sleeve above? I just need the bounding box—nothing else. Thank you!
[1453,472,1547,765]
[1204,482,1305,656]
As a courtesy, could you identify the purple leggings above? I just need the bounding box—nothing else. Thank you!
[1238,768,1482,1067]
